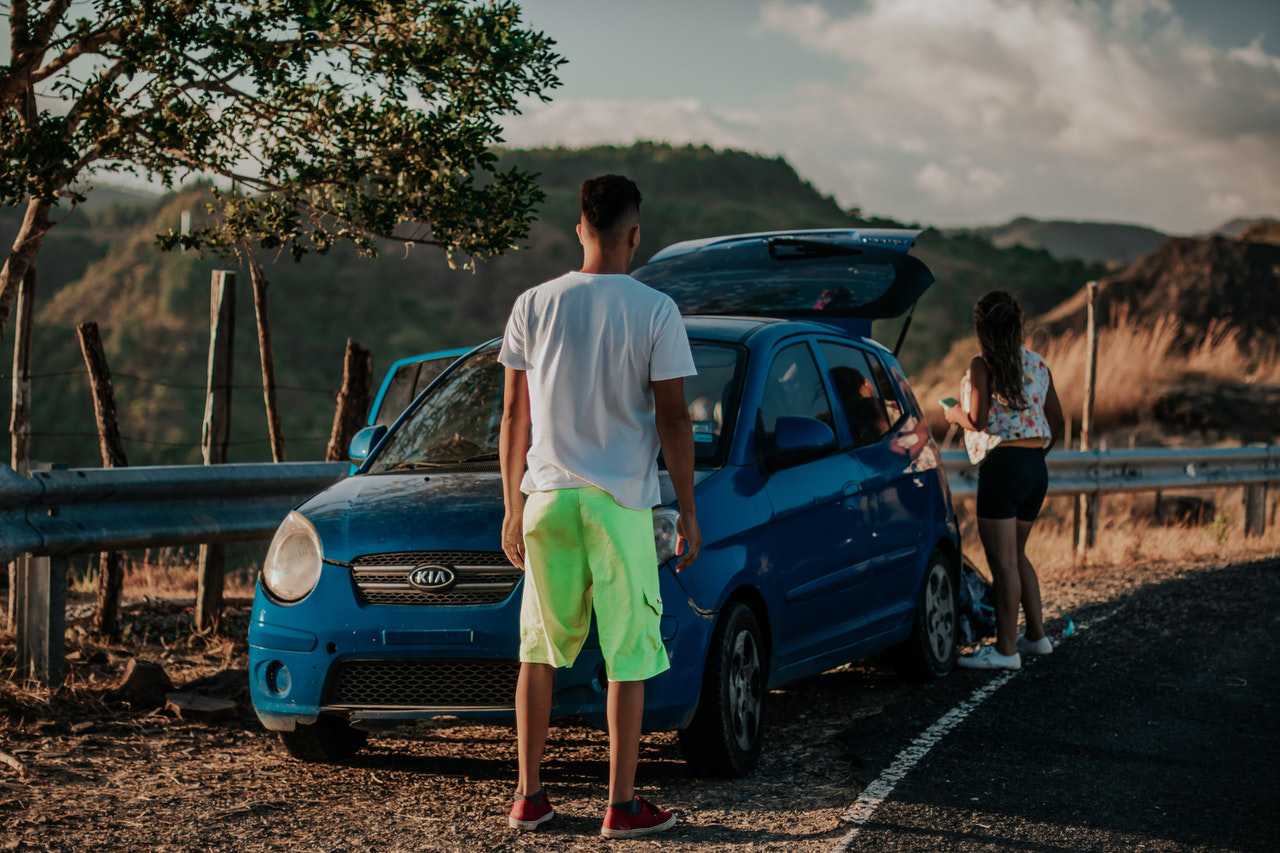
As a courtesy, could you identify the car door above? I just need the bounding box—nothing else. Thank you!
[759,340,872,673]
[368,348,471,428]
[816,341,922,629]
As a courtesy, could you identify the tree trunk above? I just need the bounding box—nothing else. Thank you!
[325,339,373,462]
[247,257,285,462]
[6,264,35,628]
[0,197,53,335]
[76,321,129,637]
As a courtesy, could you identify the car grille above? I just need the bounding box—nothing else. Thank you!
[324,660,520,709]
[351,550,521,606]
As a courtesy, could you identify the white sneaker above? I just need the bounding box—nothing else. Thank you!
[958,645,1022,670]
[1018,634,1053,656]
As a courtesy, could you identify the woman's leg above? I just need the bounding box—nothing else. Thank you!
[978,517,1020,656]
[1016,520,1046,642]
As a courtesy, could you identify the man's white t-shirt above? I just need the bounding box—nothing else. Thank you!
[498,271,697,510]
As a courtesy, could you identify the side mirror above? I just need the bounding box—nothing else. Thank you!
[769,416,835,469]
[348,424,387,466]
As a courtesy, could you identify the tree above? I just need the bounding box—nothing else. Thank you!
[0,0,564,330]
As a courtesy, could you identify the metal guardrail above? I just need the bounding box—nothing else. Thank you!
[2,447,1276,685]
[0,461,348,565]
[941,446,1280,498]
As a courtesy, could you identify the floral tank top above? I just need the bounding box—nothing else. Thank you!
[962,347,1052,465]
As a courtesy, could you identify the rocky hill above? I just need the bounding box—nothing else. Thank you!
[3,143,1099,466]
[962,216,1169,266]
[1037,235,1280,349]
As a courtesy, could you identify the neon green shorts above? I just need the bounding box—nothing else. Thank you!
[519,486,670,682]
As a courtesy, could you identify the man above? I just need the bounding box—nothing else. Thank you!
[497,174,701,839]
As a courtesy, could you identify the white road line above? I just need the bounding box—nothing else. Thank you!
[830,608,1121,852]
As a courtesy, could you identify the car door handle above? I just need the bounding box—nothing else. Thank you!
[842,481,863,498]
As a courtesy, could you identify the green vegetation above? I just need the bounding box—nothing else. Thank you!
[2,143,1099,467]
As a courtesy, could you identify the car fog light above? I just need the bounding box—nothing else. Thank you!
[653,508,680,564]
[265,660,291,697]
[262,511,322,603]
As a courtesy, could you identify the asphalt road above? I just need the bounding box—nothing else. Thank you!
[839,560,1280,852]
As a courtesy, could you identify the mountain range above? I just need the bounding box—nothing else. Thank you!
[0,143,1267,467]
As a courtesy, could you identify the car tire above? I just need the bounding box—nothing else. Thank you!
[279,715,368,763]
[678,601,767,777]
[892,550,958,679]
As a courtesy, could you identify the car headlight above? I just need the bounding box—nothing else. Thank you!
[262,511,322,603]
[653,508,680,565]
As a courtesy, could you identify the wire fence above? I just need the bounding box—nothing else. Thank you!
[2,369,337,395]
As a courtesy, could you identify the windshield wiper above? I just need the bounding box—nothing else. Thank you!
[382,453,498,471]
[457,452,499,463]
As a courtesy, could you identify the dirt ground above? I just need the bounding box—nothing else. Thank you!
[1,544,1276,851]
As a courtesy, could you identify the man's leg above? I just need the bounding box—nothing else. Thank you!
[607,679,644,805]
[516,662,555,796]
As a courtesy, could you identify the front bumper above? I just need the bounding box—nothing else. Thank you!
[248,560,710,733]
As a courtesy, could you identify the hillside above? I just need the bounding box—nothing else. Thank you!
[915,232,1280,444]
[962,216,1168,266]
[3,143,1098,467]
[1210,216,1280,238]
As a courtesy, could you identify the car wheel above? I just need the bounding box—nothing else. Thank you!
[893,550,958,679]
[678,601,767,777]
[279,715,368,763]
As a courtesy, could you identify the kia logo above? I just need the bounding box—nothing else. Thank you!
[407,565,456,590]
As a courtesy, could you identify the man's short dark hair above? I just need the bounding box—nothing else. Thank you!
[580,174,642,235]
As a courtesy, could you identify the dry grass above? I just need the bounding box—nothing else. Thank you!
[914,313,1280,439]
[1039,312,1280,434]
[67,549,258,602]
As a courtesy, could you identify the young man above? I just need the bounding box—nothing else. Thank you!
[497,174,701,839]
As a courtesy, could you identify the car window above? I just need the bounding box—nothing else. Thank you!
[374,356,458,427]
[681,343,743,466]
[369,349,505,470]
[819,343,892,446]
[759,342,834,444]
[865,353,904,425]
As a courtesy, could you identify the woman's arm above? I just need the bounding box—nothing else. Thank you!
[1043,369,1065,450]
[945,356,990,432]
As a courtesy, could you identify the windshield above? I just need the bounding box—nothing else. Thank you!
[367,341,743,473]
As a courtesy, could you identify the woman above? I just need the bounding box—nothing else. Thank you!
[944,291,1064,670]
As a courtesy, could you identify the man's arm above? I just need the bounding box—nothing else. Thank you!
[652,377,701,571]
[499,366,532,569]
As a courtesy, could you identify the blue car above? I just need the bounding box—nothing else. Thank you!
[249,228,961,776]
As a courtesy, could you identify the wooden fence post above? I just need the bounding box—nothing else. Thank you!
[1076,280,1099,559]
[7,264,34,628]
[248,257,285,462]
[325,339,373,462]
[76,321,130,636]
[14,462,65,686]
[1244,483,1268,538]
[196,270,235,630]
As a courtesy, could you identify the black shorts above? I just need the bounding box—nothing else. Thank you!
[976,445,1049,522]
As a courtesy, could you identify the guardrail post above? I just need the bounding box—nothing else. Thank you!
[196,270,235,630]
[1244,483,1267,537]
[1076,280,1099,558]
[15,553,67,686]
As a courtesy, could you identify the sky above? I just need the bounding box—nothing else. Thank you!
[505,0,1280,233]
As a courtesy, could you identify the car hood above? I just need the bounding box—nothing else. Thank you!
[300,469,714,563]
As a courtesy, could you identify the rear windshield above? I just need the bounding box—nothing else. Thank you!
[367,341,744,473]
[638,260,898,317]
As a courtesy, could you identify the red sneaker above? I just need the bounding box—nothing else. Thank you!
[508,790,554,831]
[600,796,677,839]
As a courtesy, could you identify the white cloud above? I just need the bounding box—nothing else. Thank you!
[756,0,1280,230]
[504,97,768,152]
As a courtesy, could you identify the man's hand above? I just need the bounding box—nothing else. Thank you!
[501,511,526,570]
[676,513,701,572]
